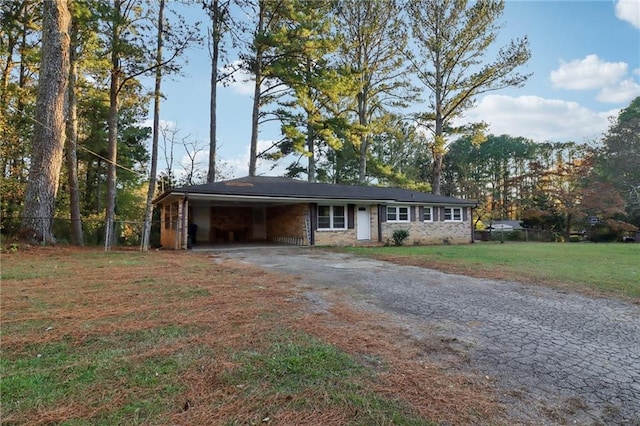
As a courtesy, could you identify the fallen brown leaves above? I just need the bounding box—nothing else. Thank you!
[2,246,505,425]
[296,300,501,424]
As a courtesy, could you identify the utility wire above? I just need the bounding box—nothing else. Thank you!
[7,105,149,178]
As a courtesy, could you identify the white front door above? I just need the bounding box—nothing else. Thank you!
[356,206,371,240]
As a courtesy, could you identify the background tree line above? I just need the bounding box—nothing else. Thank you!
[441,115,640,240]
[1,0,638,247]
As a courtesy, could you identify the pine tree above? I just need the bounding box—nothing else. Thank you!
[407,0,530,194]
[336,0,416,184]
[20,0,71,243]
[267,0,350,182]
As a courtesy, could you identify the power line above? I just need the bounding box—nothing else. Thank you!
[7,105,149,178]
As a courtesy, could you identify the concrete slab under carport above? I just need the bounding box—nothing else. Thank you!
[188,241,309,252]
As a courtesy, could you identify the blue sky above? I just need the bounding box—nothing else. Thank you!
[151,0,640,179]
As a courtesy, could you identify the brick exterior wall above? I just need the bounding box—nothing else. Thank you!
[313,204,377,246]
[267,204,309,245]
[315,204,472,246]
[381,221,471,245]
[381,206,473,245]
[314,228,359,246]
[210,206,253,242]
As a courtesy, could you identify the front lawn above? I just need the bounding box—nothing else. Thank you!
[1,246,499,425]
[343,243,640,300]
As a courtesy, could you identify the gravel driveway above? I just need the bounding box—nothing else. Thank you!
[216,247,640,424]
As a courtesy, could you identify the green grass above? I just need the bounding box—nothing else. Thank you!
[0,250,148,280]
[343,243,640,299]
[1,248,439,424]
[228,332,364,393]
[226,332,428,425]
[0,327,195,421]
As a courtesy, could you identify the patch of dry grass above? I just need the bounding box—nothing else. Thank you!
[1,246,504,425]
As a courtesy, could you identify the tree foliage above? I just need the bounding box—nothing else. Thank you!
[1,0,41,228]
[407,0,531,194]
[266,0,347,182]
[3,1,637,246]
[596,96,640,226]
[336,0,417,183]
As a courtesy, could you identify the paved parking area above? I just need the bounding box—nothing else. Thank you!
[217,247,640,424]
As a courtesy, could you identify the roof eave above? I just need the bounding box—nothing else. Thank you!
[154,190,477,206]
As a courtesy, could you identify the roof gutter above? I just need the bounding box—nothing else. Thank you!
[155,191,477,206]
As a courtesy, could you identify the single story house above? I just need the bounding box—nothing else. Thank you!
[152,176,477,249]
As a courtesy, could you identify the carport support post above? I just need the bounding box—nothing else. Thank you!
[179,196,189,249]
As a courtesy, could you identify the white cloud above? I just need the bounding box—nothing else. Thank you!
[219,60,254,95]
[615,0,640,28]
[549,55,640,104]
[596,78,640,103]
[218,60,284,97]
[179,149,208,172]
[141,118,177,131]
[460,95,618,143]
[218,60,283,97]
[224,139,293,178]
[550,55,628,90]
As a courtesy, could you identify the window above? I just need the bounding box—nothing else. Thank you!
[444,207,463,222]
[387,206,409,222]
[317,205,346,229]
[423,206,433,222]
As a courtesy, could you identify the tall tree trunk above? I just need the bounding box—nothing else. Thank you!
[431,17,444,196]
[20,0,70,243]
[304,58,316,183]
[249,1,266,177]
[307,120,315,182]
[502,158,509,219]
[65,14,83,245]
[249,68,260,176]
[431,149,443,195]
[105,0,122,250]
[357,85,368,184]
[142,0,165,251]
[207,0,220,183]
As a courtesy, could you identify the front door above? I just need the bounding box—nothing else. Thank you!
[356,206,371,240]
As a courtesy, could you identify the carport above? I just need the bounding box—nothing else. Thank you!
[155,194,311,250]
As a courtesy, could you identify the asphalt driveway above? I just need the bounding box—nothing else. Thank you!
[216,247,640,424]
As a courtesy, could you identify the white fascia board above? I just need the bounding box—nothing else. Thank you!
[183,193,389,204]
[162,191,476,206]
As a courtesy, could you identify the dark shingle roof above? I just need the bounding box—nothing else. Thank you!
[154,176,476,205]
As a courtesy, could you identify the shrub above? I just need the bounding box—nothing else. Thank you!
[569,235,583,243]
[506,230,526,241]
[392,229,410,246]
